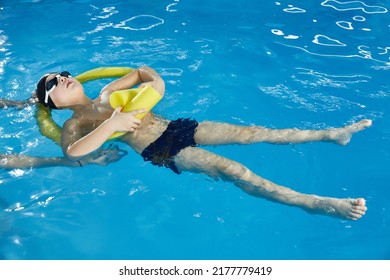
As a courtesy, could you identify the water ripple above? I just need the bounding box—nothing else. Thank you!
[293,68,371,95]
[277,42,390,65]
[296,68,371,85]
[321,0,388,14]
[85,8,164,35]
[270,1,390,66]
[90,6,118,20]
[283,5,306,14]
[336,21,353,30]
[0,30,11,75]
[258,83,365,112]
[166,0,180,12]
[271,29,300,40]
[4,185,108,214]
[114,15,164,31]
[312,34,346,47]
[353,15,366,21]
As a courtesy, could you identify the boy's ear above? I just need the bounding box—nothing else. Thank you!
[30,90,39,104]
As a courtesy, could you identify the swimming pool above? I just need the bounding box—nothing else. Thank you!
[0,0,389,260]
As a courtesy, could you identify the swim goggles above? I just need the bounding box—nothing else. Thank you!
[44,71,72,104]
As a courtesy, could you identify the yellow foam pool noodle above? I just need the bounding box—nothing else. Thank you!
[109,85,162,139]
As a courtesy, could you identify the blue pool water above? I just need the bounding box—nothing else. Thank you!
[0,0,389,260]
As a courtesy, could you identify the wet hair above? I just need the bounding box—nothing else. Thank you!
[35,74,59,109]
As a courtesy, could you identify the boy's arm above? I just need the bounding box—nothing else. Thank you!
[62,109,144,160]
[99,66,165,100]
[1,154,83,169]
[0,96,37,109]
[1,144,127,169]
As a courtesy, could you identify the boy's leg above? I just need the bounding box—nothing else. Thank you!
[174,147,367,220]
[194,119,372,146]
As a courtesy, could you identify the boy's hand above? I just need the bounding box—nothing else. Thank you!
[109,107,147,132]
[80,144,128,166]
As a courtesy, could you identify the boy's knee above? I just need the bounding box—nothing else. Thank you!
[217,160,250,182]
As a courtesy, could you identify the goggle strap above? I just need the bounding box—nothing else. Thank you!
[44,84,56,104]
[44,74,61,104]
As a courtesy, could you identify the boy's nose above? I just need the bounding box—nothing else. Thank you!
[59,76,67,83]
